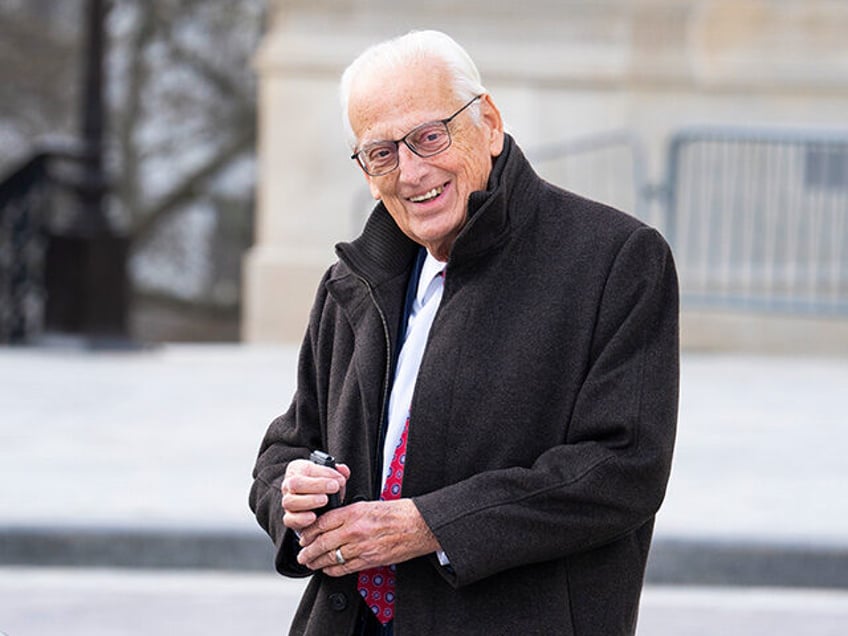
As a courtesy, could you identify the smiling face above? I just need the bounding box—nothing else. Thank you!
[348,58,504,261]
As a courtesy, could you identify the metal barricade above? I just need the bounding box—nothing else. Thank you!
[666,126,848,315]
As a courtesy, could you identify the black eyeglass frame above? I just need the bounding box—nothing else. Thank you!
[350,94,484,176]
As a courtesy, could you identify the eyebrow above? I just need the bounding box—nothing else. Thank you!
[358,116,439,149]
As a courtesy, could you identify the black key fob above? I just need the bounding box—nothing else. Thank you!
[309,450,341,514]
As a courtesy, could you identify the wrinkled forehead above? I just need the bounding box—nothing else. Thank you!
[348,58,457,145]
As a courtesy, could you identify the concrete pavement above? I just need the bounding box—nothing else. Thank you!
[1,567,847,636]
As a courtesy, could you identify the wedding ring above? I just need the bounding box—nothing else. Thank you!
[334,547,346,565]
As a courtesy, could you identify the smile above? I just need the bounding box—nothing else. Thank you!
[408,185,444,203]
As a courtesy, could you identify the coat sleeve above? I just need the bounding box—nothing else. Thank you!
[248,271,333,577]
[413,226,679,588]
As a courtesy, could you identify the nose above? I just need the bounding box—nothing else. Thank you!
[396,143,428,184]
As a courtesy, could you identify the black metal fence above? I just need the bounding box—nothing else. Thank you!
[0,152,53,343]
[0,144,129,344]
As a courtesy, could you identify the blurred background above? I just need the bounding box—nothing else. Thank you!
[1,0,847,634]
[0,0,262,345]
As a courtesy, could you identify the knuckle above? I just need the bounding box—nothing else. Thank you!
[315,535,328,553]
[281,475,299,495]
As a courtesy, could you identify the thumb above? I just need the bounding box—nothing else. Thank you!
[335,463,351,481]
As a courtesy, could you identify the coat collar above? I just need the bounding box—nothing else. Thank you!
[334,201,419,285]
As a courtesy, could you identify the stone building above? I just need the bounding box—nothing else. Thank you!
[243,0,848,352]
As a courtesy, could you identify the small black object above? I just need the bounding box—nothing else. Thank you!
[309,450,341,514]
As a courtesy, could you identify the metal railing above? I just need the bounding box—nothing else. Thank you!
[0,142,125,344]
[0,152,53,344]
[666,126,848,315]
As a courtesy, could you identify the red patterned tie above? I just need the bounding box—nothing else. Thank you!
[357,415,409,624]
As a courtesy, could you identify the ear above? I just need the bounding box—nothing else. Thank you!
[480,94,505,157]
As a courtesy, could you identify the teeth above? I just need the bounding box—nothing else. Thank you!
[409,186,443,203]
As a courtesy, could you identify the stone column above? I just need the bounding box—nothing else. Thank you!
[241,6,364,342]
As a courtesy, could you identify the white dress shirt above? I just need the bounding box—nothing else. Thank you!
[381,251,446,488]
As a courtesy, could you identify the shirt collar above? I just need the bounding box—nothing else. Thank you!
[415,251,447,309]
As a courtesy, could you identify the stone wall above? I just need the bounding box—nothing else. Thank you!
[243,0,848,351]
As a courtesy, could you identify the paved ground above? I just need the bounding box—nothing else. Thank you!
[1,568,847,636]
[1,343,847,632]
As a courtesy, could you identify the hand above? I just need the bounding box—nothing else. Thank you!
[280,459,350,533]
[295,499,441,577]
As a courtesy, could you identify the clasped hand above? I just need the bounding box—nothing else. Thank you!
[281,459,440,577]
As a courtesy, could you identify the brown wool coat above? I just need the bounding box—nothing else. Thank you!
[250,136,679,635]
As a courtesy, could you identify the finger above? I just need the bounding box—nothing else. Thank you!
[315,540,390,577]
[321,563,355,577]
[283,509,317,532]
[299,549,333,572]
[300,542,362,575]
[288,458,346,481]
[282,490,330,513]
[296,510,351,565]
[334,463,351,500]
[283,460,345,501]
[298,507,345,548]
[283,458,321,479]
[283,474,342,497]
[297,531,333,568]
[321,552,360,577]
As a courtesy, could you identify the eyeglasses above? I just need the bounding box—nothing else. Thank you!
[351,95,484,177]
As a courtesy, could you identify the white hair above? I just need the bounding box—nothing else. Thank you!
[339,30,488,150]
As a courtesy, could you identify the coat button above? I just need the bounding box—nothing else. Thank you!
[329,592,348,611]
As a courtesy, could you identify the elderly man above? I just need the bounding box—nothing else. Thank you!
[250,30,679,636]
